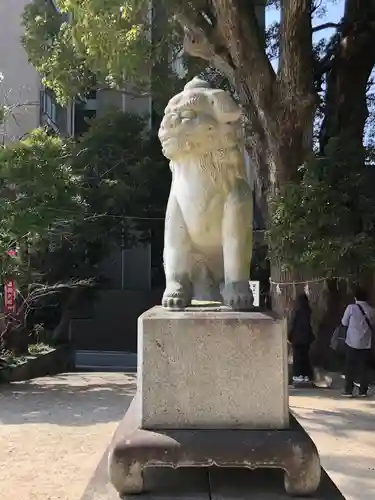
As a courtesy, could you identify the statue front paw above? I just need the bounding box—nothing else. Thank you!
[221,281,254,311]
[162,281,192,310]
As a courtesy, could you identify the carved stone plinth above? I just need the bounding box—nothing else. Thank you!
[108,395,321,497]
[109,307,321,497]
[138,307,289,430]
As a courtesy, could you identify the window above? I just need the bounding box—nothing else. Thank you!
[42,91,57,124]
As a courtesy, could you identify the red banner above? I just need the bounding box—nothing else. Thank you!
[4,280,16,314]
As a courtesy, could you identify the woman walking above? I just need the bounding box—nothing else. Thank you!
[341,287,374,397]
[289,293,314,384]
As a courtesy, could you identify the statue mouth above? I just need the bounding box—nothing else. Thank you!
[160,136,178,148]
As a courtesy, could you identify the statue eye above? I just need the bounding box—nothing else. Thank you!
[180,110,196,119]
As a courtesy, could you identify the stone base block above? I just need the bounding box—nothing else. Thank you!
[138,306,288,429]
[108,395,322,497]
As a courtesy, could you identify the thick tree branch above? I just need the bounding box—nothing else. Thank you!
[312,22,340,33]
[173,2,276,120]
[319,0,375,154]
[176,16,235,79]
[170,1,236,77]
[172,1,271,214]
[208,0,277,143]
[279,0,316,106]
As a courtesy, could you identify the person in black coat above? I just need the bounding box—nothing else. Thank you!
[289,293,314,383]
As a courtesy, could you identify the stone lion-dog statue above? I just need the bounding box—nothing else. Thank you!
[158,77,253,310]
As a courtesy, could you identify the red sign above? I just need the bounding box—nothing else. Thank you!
[4,280,16,314]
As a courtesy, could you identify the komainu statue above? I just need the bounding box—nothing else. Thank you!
[158,77,253,310]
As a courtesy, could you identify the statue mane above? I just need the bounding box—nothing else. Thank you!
[183,77,211,90]
[160,76,248,185]
[170,144,248,188]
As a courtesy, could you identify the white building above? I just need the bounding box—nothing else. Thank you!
[0,0,40,144]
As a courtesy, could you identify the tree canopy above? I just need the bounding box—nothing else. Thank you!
[22,1,375,166]
[38,109,169,282]
[21,0,375,300]
[22,0,186,103]
[0,128,83,281]
[2,111,170,285]
[0,110,170,355]
[268,138,375,277]
[22,0,93,103]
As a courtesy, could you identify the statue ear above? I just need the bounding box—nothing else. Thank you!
[209,89,241,123]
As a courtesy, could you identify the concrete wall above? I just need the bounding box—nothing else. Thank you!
[96,88,151,122]
[0,0,40,143]
[96,90,123,116]
[70,289,163,352]
[99,245,152,290]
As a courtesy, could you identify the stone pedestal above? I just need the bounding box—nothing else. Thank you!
[109,307,321,497]
[138,307,288,429]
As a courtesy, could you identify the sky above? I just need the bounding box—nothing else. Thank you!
[265,0,344,71]
[265,0,374,149]
[266,0,344,32]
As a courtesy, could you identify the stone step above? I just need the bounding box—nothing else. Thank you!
[209,468,344,500]
[75,350,136,372]
[81,400,343,500]
[80,461,344,500]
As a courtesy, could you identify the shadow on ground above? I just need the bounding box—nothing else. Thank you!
[291,404,375,437]
[319,454,375,499]
[290,377,375,500]
[0,372,136,426]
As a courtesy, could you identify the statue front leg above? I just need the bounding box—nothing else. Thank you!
[163,192,193,310]
[221,179,254,310]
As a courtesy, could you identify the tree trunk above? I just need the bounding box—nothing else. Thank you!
[314,0,375,360]
[320,0,375,157]
[52,288,82,343]
[269,264,305,317]
[174,0,375,376]
[178,0,316,314]
[52,308,73,344]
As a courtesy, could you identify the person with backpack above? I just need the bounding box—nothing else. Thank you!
[289,293,314,384]
[341,287,375,397]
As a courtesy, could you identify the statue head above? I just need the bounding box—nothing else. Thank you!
[158,77,242,161]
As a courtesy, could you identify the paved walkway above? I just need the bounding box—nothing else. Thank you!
[0,373,135,500]
[290,378,375,500]
[1,372,375,499]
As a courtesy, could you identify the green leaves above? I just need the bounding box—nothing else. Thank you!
[65,0,150,87]
[22,0,157,103]
[0,110,170,283]
[22,0,93,103]
[73,109,169,231]
[22,111,170,283]
[22,0,194,105]
[267,138,375,277]
[0,129,84,280]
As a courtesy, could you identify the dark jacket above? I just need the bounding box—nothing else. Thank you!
[289,295,314,346]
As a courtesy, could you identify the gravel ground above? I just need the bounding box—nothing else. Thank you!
[2,371,374,500]
[290,379,375,500]
[0,372,135,500]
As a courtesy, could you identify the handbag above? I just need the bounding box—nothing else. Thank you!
[330,324,347,353]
